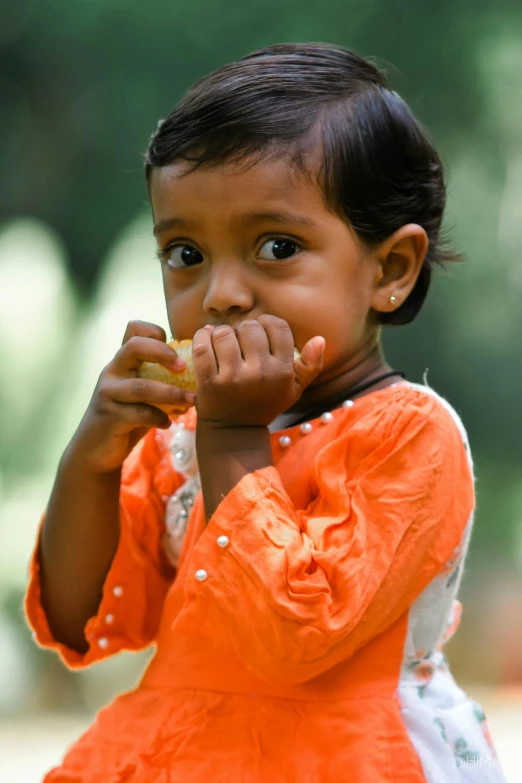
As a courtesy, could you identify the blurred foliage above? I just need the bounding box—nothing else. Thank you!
[1,0,522,713]
[2,0,521,288]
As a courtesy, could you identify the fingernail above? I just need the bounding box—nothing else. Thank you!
[184,392,196,404]
[172,357,185,370]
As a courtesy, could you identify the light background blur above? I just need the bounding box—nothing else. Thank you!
[1,0,521,780]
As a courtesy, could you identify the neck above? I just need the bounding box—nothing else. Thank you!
[286,342,393,417]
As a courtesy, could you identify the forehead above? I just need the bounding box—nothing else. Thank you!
[149,156,329,217]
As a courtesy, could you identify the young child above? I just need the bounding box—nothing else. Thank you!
[25,43,506,782]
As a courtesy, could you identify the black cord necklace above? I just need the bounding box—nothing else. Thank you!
[279,370,407,429]
[338,370,406,402]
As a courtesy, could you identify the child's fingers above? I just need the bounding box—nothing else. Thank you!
[235,319,271,367]
[294,336,326,391]
[112,335,185,376]
[192,325,219,380]
[108,378,195,409]
[108,401,172,432]
[297,336,326,369]
[256,314,295,366]
[121,319,168,346]
[211,325,243,375]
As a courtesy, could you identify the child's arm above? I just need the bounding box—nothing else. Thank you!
[196,421,273,524]
[38,449,122,652]
[26,320,193,658]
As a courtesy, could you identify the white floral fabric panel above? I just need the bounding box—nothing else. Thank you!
[162,421,200,569]
[397,381,506,780]
[399,652,506,781]
[401,380,475,664]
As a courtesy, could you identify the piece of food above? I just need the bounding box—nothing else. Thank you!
[137,338,301,413]
[138,339,197,392]
[137,339,195,414]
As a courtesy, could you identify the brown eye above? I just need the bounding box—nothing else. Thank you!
[166,245,204,268]
[258,238,299,260]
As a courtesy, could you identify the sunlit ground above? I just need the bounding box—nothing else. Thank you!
[1,688,520,782]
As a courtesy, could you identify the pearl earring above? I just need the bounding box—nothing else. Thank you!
[389,295,397,305]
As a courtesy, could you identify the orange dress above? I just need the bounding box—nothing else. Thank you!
[25,382,506,782]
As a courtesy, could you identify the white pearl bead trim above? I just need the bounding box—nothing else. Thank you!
[195,569,208,581]
[217,535,230,547]
[276,398,360,446]
[105,614,114,625]
[112,586,123,597]
[98,637,109,649]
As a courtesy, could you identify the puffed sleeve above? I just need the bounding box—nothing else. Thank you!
[175,388,475,685]
[24,426,184,669]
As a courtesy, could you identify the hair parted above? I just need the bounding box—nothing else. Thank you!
[144,42,461,326]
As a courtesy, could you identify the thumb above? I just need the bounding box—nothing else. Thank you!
[293,336,325,392]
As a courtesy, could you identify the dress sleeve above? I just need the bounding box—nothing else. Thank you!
[24,427,184,669]
[175,389,475,685]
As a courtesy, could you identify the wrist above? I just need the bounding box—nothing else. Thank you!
[196,421,270,452]
[62,440,123,482]
[195,421,273,524]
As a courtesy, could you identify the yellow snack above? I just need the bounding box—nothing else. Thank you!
[138,339,197,392]
[137,339,301,413]
[137,339,194,414]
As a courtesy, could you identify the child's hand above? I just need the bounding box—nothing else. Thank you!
[192,314,325,427]
[69,320,194,474]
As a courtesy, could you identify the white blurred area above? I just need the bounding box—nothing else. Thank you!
[0,213,167,587]
[0,213,167,721]
[0,219,76,445]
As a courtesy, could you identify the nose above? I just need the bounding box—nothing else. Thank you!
[202,262,255,319]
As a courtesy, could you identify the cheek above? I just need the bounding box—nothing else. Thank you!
[164,288,199,337]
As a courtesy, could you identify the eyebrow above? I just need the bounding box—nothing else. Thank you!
[153,211,317,236]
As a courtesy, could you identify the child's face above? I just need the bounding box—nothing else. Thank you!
[150,156,383,387]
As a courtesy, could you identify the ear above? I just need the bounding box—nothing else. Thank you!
[370,224,429,316]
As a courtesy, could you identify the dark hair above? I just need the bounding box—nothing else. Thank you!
[144,42,461,325]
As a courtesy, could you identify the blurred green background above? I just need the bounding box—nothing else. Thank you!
[1,0,521,778]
